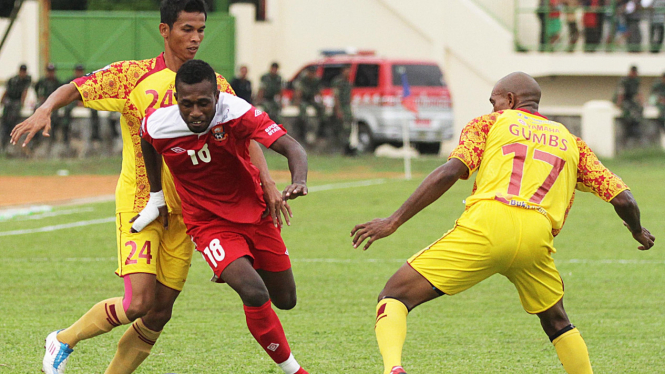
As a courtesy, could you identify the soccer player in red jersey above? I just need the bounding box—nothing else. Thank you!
[353,72,654,374]
[138,59,309,374]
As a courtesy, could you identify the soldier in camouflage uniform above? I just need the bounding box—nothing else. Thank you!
[34,64,63,144]
[256,62,283,125]
[294,66,325,144]
[63,64,101,148]
[331,66,357,155]
[1,64,31,150]
[650,72,665,131]
[615,65,643,141]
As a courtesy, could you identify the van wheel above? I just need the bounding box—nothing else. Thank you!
[356,123,374,153]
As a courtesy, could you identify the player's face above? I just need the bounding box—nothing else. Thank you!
[176,81,218,133]
[163,12,206,62]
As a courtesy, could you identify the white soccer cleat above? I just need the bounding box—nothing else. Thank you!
[43,330,73,374]
[390,366,407,374]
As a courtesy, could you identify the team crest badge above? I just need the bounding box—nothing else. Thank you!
[212,125,227,142]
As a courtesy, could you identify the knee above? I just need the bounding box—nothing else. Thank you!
[142,307,173,331]
[124,294,154,321]
[238,285,271,308]
[272,293,297,310]
[377,288,400,304]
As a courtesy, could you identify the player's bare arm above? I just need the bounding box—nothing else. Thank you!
[610,190,655,250]
[130,138,168,233]
[249,140,292,228]
[268,134,308,200]
[10,83,82,146]
[352,158,468,251]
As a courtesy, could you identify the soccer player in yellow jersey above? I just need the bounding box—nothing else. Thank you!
[352,72,655,374]
[11,1,290,373]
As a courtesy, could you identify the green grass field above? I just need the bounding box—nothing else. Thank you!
[1,152,664,373]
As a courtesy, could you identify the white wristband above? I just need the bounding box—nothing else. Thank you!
[148,190,166,207]
[131,190,166,232]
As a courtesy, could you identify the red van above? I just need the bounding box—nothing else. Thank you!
[282,53,454,152]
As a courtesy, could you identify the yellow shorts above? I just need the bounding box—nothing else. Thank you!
[115,212,194,291]
[408,200,563,314]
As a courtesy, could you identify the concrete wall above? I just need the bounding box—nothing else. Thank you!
[0,0,40,82]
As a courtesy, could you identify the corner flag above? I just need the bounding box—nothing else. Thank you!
[401,71,418,115]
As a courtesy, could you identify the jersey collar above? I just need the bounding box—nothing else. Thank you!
[516,108,548,119]
[156,52,167,71]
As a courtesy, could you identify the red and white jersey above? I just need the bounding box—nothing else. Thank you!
[141,92,287,226]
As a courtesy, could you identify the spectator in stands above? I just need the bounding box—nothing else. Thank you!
[625,0,643,52]
[644,0,665,52]
[231,65,252,104]
[62,64,101,150]
[583,0,606,51]
[650,72,665,132]
[614,65,644,144]
[537,0,563,51]
[562,0,580,51]
[605,0,629,51]
[1,64,31,152]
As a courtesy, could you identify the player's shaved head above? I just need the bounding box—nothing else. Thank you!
[490,72,541,113]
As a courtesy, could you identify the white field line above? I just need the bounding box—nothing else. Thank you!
[15,207,95,221]
[0,179,391,237]
[0,217,115,237]
[3,257,665,265]
[307,179,387,192]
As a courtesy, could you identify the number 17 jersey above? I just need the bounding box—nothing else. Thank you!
[449,109,628,235]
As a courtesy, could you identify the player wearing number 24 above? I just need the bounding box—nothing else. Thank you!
[138,60,309,374]
[352,72,655,374]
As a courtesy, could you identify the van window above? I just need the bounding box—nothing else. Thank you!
[322,65,350,88]
[391,64,444,87]
[354,64,380,88]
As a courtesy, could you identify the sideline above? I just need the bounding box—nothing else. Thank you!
[0,179,391,236]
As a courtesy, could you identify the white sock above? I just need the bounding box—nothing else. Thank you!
[278,353,301,374]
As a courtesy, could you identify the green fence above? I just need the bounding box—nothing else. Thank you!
[50,11,235,79]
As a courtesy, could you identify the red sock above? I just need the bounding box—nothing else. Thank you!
[244,300,292,365]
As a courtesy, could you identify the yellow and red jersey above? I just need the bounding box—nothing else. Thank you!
[72,53,234,214]
[449,109,628,236]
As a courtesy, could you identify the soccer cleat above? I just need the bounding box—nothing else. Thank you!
[390,366,407,374]
[43,330,73,374]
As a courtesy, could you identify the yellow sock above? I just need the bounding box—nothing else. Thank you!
[553,328,593,374]
[57,297,130,348]
[375,298,409,374]
[105,318,162,374]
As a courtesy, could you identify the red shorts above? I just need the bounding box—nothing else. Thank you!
[189,216,291,282]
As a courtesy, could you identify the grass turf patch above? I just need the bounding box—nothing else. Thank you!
[1,152,663,373]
